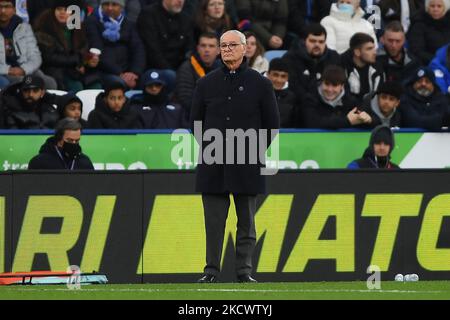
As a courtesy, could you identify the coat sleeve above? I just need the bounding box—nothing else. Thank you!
[18,24,42,75]
[136,9,171,69]
[128,23,146,76]
[260,77,280,147]
[320,17,337,52]
[189,78,206,141]
[175,61,196,114]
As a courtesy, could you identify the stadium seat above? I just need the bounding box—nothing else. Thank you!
[77,89,104,120]
[47,89,67,96]
[264,50,287,63]
[125,90,143,99]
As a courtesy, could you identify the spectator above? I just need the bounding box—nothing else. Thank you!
[56,93,89,128]
[194,0,234,42]
[235,0,288,49]
[85,0,146,89]
[408,0,450,65]
[401,66,449,130]
[175,32,221,120]
[341,32,384,103]
[244,31,269,74]
[361,80,403,127]
[131,69,185,129]
[377,21,422,86]
[266,58,297,128]
[28,118,94,170]
[33,0,102,92]
[287,0,333,38]
[0,0,57,89]
[429,43,450,94]
[86,0,143,23]
[301,64,373,129]
[282,23,341,100]
[379,0,424,33]
[137,0,194,71]
[3,75,59,129]
[320,0,378,54]
[347,125,400,169]
[87,80,142,129]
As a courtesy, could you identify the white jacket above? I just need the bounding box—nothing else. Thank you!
[320,3,378,54]
[250,55,269,74]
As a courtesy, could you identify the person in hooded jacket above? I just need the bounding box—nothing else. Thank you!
[347,125,400,169]
[130,69,185,129]
[87,80,142,129]
[407,0,450,65]
[401,66,449,130]
[3,75,59,129]
[360,80,404,128]
[56,92,89,128]
[28,117,94,170]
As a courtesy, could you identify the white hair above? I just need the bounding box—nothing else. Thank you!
[426,0,450,13]
[220,30,247,45]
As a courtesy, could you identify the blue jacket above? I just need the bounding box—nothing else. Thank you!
[429,43,450,94]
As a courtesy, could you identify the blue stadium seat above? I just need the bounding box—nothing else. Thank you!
[264,50,287,63]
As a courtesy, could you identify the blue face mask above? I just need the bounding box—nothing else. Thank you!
[339,3,355,15]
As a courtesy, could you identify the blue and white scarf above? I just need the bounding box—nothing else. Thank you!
[95,6,125,42]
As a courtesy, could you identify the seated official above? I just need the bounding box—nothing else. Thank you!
[347,125,400,169]
[28,118,94,170]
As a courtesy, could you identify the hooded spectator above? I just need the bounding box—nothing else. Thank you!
[57,92,89,128]
[347,125,400,169]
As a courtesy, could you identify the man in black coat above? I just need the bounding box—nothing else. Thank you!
[377,21,422,86]
[282,23,341,103]
[401,66,449,131]
[28,118,94,170]
[3,75,59,129]
[136,0,193,71]
[85,0,146,89]
[190,30,280,283]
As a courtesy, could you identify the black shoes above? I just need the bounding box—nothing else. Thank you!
[237,274,257,283]
[197,274,218,283]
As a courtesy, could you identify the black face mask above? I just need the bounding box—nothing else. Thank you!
[62,142,81,160]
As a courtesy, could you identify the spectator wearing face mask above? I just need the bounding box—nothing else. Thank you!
[320,0,377,54]
[28,117,94,170]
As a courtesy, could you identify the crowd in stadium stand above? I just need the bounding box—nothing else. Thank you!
[0,0,449,130]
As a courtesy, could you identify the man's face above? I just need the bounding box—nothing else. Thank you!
[305,34,326,57]
[268,70,289,91]
[0,1,15,24]
[220,32,246,64]
[57,129,81,148]
[145,83,163,96]
[413,77,434,96]
[101,2,123,19]
[378,93,400,116]
[355,42,377,64]
[21,88,44,105]
[105,89,126,113]
[381,31,405,59]
[64,102,82,120]
[321,81,344,101]
[373,142,391,157]
[163,0,185,14]
[197,36,220,66]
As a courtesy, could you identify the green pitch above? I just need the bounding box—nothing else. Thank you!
[0,281,449,300]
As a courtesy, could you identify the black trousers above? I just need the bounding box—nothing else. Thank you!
[202,193,257,277]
